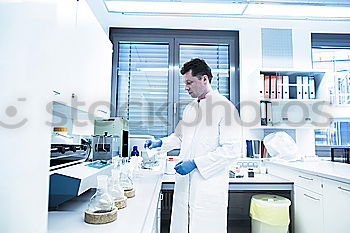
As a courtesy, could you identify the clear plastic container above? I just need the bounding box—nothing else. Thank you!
[87,175,115,213]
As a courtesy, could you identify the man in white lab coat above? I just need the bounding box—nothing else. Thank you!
[145,58,242,233]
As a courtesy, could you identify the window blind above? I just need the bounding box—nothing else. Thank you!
[178,44,230,119]
[312,33,350,48]
[117,42,169,138]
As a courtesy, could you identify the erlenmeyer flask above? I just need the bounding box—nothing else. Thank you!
[120,163,135,198]
[87,175,115,213]
[84,175,117,224]
[108,169,127,209]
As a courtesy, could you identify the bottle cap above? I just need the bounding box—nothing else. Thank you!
[133,146,138,150]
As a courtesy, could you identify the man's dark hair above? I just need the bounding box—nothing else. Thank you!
[180,58,213,83]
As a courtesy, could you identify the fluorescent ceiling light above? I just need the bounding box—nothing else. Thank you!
[105,1,246,15]
[245,4,350,18]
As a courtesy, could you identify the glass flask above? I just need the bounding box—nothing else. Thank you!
[108,169,126,202]
[129,155,143,178]
[120,163,134,191]
[87,175,114,213]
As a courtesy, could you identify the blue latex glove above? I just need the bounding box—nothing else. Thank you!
[144,139,162,149]
[174,160,197,175]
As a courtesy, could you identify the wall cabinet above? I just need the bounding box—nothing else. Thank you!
[73,0,112,118]
[50,0,112,119]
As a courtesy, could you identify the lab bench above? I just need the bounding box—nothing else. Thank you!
[48,165,164,233]
[161,173,293,233]
[48,160,293,233]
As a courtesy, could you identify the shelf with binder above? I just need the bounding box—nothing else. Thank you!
[258,98,329,128]
[259,70,327,101]
[258,69,329,128]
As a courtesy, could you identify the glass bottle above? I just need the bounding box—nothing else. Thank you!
[130,146,140,157]
[87,175,115,213]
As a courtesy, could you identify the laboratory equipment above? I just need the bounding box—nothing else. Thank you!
[94,118,129,158]
[84,175,117,224]
[234,158,265,174]
[108,169,127,209]
[50,140,90,169]
[49,131,111,208]
[49,160,112,208]
[92,134,120,161]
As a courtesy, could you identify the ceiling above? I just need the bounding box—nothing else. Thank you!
[101,0,350,20]
[85,0,350,33]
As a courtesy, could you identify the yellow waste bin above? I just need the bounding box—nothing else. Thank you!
[250,194,291,233]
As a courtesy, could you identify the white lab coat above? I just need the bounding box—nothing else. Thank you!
[160,90,242,233]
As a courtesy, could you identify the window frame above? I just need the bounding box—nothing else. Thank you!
[109,28,239,136]
[311,33,350,148]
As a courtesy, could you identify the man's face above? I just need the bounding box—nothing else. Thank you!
[183,70,208,98]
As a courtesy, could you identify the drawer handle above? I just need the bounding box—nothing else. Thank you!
[160,193,163,201]
[299,175,313,181]
[304,194,320,201]
[338,187,350,193]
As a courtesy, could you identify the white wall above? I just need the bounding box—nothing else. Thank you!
[0,1,112,233]
[0,1,56,233]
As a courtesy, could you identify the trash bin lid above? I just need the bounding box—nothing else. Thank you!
[251,194,291,207]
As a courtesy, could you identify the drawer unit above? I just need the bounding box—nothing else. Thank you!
[267,164,298,181]
[267,163,323,194]
[295,172,323,195]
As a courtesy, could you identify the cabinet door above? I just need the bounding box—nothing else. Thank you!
[323,179,350,233]
[50,0,77,105]
[294,186,324,233]
[73,0,112,116]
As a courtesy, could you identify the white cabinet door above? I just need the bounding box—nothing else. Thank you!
[50,0,112,118]
[73,0,112,117]
[294,186,324,233]
[323,179,350,233]
[50,0,78,105]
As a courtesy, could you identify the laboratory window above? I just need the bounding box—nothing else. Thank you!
[311,33,350,147]
[109,28,239,138]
